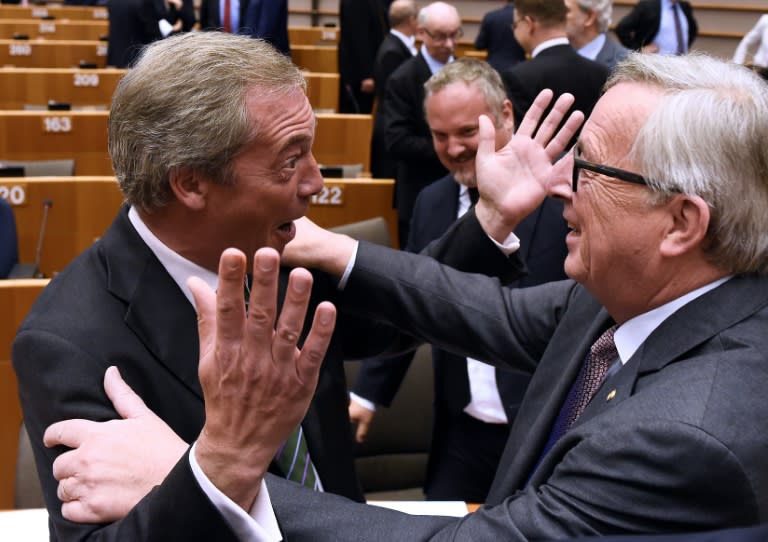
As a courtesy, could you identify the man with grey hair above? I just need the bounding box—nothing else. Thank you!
[379,0,461,246]
[26,53,768,541]
[564,0,629,70]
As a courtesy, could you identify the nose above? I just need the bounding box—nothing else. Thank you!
[446,136,466,158]
[547,151,574,201]
[299,153,324,197]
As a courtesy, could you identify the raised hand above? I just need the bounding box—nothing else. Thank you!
[474,89,585,241]
[191,247,336,511]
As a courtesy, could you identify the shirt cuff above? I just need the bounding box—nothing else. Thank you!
[337,241,359,290]
[349,392,377,412]
[189,442,282,542]
[491,231,520,256]
[158,19,174,37]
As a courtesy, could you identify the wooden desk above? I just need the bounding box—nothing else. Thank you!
[0,18,108,41]
[0,279,49,511]
[289,26,339,46]
[305,71,339,112]
[0,5,108,21]
[1,176,394,276]
[291,44,338,73]
[0,111,113,175]
[0,38,107,68]
[306,178,397,245]
[0,111,369,177]
[0,67,124,110]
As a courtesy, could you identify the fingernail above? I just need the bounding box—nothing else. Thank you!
[257,255,274,271]
[293,279,308,293]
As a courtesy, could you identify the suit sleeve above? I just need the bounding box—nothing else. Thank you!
[381,70,438,161]
[614,1,652,50]
[12,330,240,542]
[474,14,490,49]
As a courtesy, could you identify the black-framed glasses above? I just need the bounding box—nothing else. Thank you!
[572,147,648,192]
[423,27,464,43]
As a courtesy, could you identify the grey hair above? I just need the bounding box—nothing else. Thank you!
[109,32,306,212]
[575,0,612,33]
[608,52,768,275]
[423,58,509,127]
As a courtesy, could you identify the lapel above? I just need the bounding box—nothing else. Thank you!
[102,206,204,400]
[578,274,768,426]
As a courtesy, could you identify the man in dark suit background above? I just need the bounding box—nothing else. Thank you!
[350,58,568,502]
[615,0,697,54]
[379,1,461,247]
[199,0,250,32]
[26,53,768,541]
[338,0,391,114]
[242,0,289,55]
[504,0,609,136]
[370,0,417,179]
[474,1,526,73]
[565,0,629,70]
[106,0,169,69]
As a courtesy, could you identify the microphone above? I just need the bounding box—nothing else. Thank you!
[9,198,52,279]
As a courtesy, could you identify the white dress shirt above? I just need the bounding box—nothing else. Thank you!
[577,33,607,61]
[391,28,418,56]
[653,0,690,55]
[531,36,570,59]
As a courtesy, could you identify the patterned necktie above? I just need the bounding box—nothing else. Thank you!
[243,275,321,489]
[671,0,685,55]
[540,325,619,456]
[275,425,322,489]
[222,0,232,32]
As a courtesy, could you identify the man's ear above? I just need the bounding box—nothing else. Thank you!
[660,195,711,258]
[584,8,598,30]
[168,167,208,211]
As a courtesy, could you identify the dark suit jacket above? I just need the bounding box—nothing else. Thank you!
[502,43,610,136]
[106,0,163,68]
[474,3,526,73]
[380,52,447,227]
[199,0,251,32]
[266,211,768,540]
[595,35,630,71]
[576,524,768,542]
[338,0,390,113]
[12,206,380,540]
[353,176,568,495]
[370,32,414,179]
[615,0,697,51]
[242,0,289,55]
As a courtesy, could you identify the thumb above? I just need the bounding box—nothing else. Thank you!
[103,366,150,420]
[476,114,496,170]
[355,419,369,444]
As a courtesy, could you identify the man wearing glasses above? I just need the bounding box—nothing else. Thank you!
[39,53,768,540]
[504,0,609,140]
[378,1,461,247]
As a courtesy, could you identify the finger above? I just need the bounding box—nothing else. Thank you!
[355,421,368,444]
[44,419,93,449]
[533,92,576,145]
[62,501,98,524]
[271,268,314,364]
[545,110,585,161]
[103,366,150,420]
[216,248,248,344]
[476,114,497,169]
[295,301,336,386]
[57,477,74,502]
[246,248,281,349]
[516,89,554,137]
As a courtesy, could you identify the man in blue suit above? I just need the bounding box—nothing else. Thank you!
[242,0,289,56]
[350,57,568,502]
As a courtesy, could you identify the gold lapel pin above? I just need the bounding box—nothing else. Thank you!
[606,389,617,401]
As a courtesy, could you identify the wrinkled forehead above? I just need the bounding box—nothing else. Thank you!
[580,82,664,158]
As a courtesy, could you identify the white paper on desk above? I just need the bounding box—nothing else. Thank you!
[0,508,49,541]
[367,501,469,517]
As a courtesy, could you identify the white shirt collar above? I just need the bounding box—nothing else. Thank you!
[420,46,453,74]
[391,29,417,55]
[128,206,218,308]
[531,36,570,58]
[614,276,733,365]
[577,33,606,61]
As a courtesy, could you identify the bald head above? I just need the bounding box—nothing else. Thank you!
[417,2,462,63]
[418,1,461,29]
[389,0,417,28]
